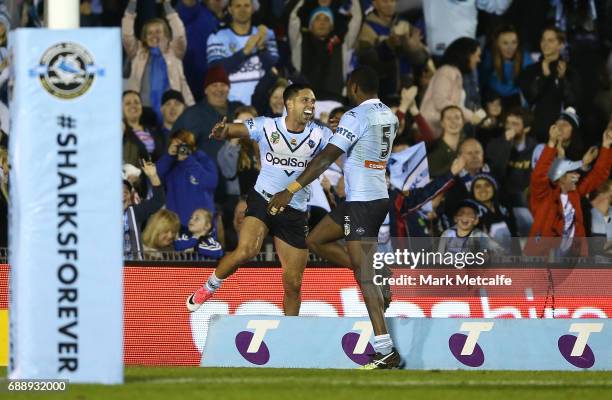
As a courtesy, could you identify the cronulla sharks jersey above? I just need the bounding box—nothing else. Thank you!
[245,116,332,211]
[329,99,398,201]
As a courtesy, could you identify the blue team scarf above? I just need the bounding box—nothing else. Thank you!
[149,47,169,124]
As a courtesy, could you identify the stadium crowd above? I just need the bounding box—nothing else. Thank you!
[0,0,611,260]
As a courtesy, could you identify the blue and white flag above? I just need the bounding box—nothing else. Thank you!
[388,142,430,192]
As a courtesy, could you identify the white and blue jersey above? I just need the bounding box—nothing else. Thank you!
[245,116,332,211]
[329,99,398,202]
[207,26,279,105]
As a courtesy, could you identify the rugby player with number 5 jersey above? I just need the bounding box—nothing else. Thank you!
[268,66,402,369]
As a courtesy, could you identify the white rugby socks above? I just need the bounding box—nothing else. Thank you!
[374,334,393,355]
[205,272,224,293]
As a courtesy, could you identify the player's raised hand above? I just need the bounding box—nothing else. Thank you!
[210,117,229,140]
[267,190,293,216]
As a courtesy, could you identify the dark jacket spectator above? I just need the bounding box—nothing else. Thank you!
[519,27,582,143]
[289,1,361,101]
[486,108,537,209]
[173,66,243,160]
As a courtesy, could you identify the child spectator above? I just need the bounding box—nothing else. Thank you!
[438,199,500,255]
[175,208,224,259]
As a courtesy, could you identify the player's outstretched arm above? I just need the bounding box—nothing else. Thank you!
[209,117,250,140]
[267,144,344,215]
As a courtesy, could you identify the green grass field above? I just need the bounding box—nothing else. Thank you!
[2,367,611,399]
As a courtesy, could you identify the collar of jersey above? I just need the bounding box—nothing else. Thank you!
[359,98,382,106]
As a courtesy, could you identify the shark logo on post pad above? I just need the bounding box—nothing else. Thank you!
[32,42,103,99]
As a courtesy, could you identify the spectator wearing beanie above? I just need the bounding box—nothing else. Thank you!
[288,2,362,102]
[525,126,612,257]
[153,89,186,152]
[531,107,584,167]
[172,65,243,161]
[470,172,518,252]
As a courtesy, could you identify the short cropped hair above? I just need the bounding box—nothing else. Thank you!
[348,65,379,95]
[283,83,314,106]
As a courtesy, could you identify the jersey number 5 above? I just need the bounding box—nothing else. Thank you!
[380,124,392,158]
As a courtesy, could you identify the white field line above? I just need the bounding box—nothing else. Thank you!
[136,376,612,387]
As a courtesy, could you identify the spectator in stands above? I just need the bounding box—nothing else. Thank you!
[427,105,466,177]
[255,76,288,118]
[142,209,182,259]
[289,1,362,101]
[531,107,583,166]
[442,138,490,222]
[122,0,194,122]
[173,65,243,161]
[423,0,512,57]
[459,138,488,188]
[390,154,465,239]
[397,85,435,141]
[0,146,7,248]
[123,159,166,260]
[176,0,221,102]
[470,172,516,251]
[156,129,219,227]
[175,208,224,259]
[420,37,487,138]
[356,0,428,104]
[294,0,354,41]
[479,25,533,108]
[206,0,279,105]
[155,89,186,152]
[524,126,612,257]
[438,199,497,255]
[475,91,505,149]
[519,27,582,144]
[486,107,536,236]
[123,90,162,161]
